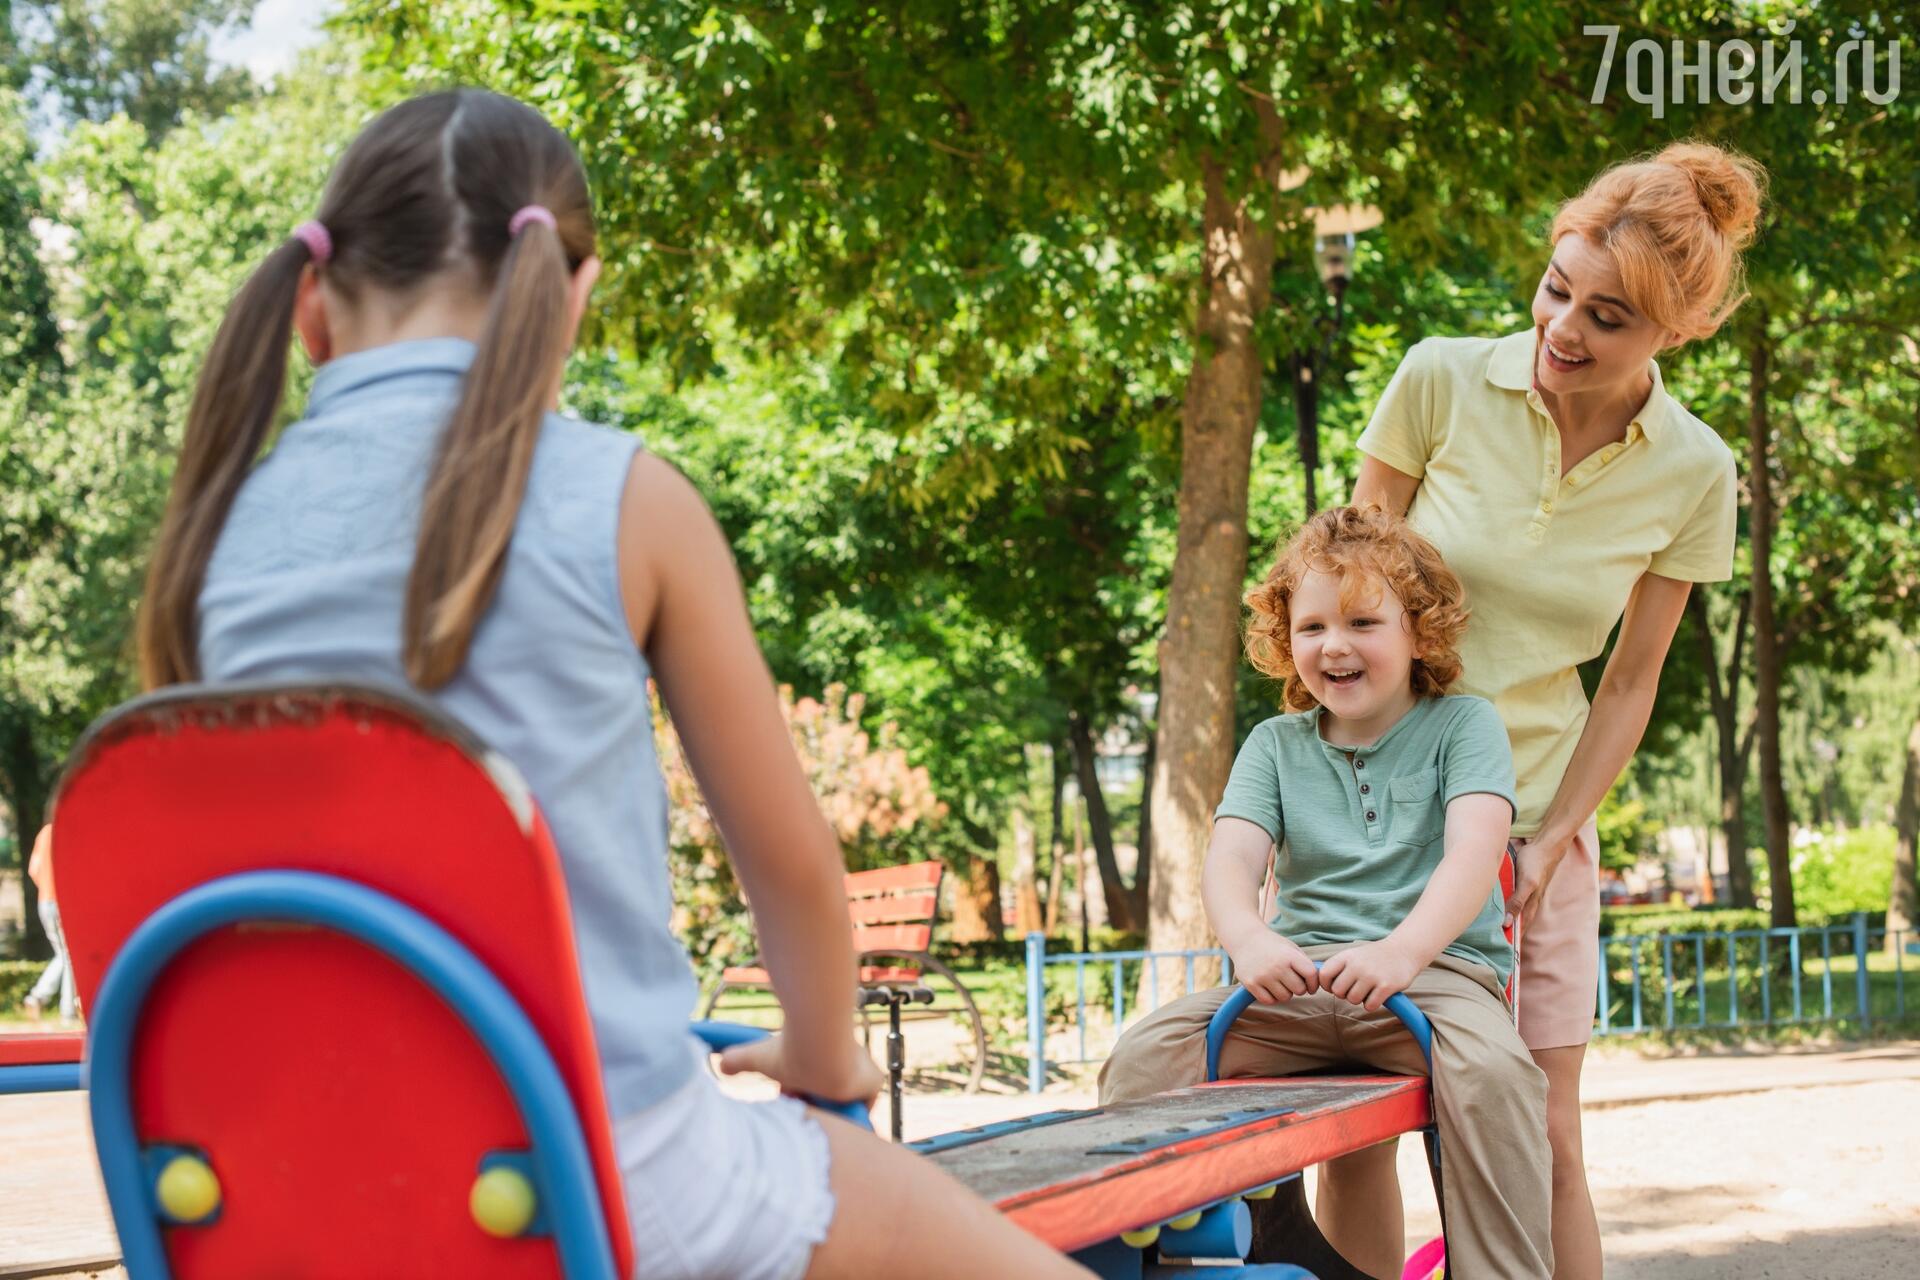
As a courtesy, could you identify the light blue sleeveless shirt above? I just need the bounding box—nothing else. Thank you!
[199,337,698,1114]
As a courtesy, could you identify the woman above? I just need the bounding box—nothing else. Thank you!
[1326,140,1764,1277]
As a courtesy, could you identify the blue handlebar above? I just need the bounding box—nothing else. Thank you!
[1203,966,1434,1082]
[688,1020,875,1130]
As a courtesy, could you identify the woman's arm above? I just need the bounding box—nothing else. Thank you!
[1505,570,1693,924]
[620,452,876,1102]
[1350,454,1422,516]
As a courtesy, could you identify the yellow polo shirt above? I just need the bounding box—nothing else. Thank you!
[1357,329,1737,836]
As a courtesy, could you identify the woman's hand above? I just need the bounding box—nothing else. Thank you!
[718,1032,885,1108]
[1320,939,1425,1012]
[1226,931,1322,1004]
[1505,829,1574,929]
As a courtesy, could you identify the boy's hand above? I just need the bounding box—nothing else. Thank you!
[1226,932,1321,1004]
[1320,939,1424,1012]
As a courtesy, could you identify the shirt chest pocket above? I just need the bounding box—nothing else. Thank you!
[1387,767,1446,846]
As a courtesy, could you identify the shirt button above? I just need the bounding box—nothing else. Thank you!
[1366,810,1377,822]
[1542,502,1554,513]
[1354,759,1365,770]
[1360,783,1371,794]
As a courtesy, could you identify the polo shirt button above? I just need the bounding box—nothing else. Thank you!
[1366,810,1377,822]
[1354,759,1365,769]
[1360,783,1371,794]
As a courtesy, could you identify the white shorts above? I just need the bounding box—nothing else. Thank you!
[614,1046,836,1280]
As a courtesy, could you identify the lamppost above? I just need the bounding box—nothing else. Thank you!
[1292,204,1382,514]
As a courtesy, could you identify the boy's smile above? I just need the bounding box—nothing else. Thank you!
[1288,568,1421,746]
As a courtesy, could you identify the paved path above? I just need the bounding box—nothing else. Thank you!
[6,1038,1917,1278]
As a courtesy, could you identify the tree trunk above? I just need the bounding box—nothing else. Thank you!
[949,852,1004,943]
[1891,709,1920,955]
[1292,352,1321,515]
[1145,144,1281,1000]
[1135,721,1155,921]
[1045,743,1068,933]
[1069,710,1137,932]
[1746,327,1796,927]
[1011,808,1044,935]
[0,720,52,959]
[1688,591,1756,908]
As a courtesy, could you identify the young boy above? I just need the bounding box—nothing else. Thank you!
[1099,505,1551,1279]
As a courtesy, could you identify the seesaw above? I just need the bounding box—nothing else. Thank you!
[23,681,1450,1278]
[921,983,1444,1278]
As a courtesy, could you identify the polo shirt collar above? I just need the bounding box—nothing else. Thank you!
[306,337,478,418]
[1484,327,1674,445]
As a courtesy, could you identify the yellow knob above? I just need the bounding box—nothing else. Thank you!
[155,1154,221,1223]
[1168,1210,1203,1231]
[1244,1183,1278,1200]
[470,1166,538,1238]
[1119,1225,1160,1248]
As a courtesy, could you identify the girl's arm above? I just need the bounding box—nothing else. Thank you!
[1506,570,1692,924]
[620,452,877,1103]
[1204,818,1320,1002]
[1321,792,1511,1010]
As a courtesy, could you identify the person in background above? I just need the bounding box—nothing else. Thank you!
[24,821,76,1022]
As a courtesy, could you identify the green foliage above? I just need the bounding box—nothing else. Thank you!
[0,957,41,1011]
[1595,789,1656,875]
[1751,827,1898,921]
[14,0,260,138]
[1600,906,1775,938]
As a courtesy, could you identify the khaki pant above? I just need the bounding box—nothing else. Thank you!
[1098,946,1552,1280]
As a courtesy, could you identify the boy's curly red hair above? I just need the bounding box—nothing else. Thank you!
[1244,504,1469,712]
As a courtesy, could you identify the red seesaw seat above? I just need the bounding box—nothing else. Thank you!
[53,682,634,1278]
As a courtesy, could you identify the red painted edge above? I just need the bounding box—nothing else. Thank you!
[1002,1078,1432,1253]
[0,1032,86,1066]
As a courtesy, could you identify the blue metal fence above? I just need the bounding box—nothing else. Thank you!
[1023,933,1233,1092]
[1596,915,1909,1036]
[1024,917,1915,1092]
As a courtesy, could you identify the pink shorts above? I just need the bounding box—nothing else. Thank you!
[1512,816,1600,1051]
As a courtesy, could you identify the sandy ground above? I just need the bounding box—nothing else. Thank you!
[5,1040,1917,1278]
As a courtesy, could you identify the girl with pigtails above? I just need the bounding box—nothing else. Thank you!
[135,89,1092,1280]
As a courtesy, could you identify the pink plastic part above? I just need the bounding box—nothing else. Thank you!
[1402,1235,1447,1279]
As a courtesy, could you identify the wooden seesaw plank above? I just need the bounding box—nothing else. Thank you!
[921,1077,1429,1255]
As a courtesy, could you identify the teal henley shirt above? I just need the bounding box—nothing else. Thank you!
[1215,695,1520,984]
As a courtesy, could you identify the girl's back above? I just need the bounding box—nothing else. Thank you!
[198,335,696,1116]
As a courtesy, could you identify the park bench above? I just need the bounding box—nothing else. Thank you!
[28,681,1477,1278]
[704,859,989,1100]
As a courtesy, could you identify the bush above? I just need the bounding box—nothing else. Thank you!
[656,682,949,983]
[1751,827,1897,920]
[1600,907,1772,937]
[0,959,42,1013]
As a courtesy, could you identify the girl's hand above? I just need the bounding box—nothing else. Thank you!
[1226,932,1321,1004]
[1320,939,1424,1012]
[718,1033,884,1108]
[1505,830,1574,930]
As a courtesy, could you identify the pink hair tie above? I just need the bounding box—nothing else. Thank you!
[508,204,556,237]
[292,220,332,264]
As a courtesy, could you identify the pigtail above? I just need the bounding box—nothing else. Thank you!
[402,214,573,688]
[136,238,310,688]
